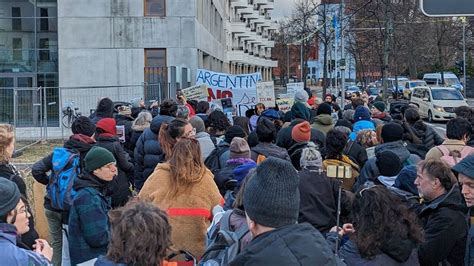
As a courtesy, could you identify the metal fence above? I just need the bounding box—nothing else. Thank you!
[0,84,171,142]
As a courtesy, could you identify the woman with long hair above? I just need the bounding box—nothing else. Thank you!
[139,138,222,258]
[158,118,195,160]
[327,185,423,265]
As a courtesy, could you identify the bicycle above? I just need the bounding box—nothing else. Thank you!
[62,101,81,128]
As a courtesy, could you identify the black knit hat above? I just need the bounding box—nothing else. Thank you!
[244,157,300,228]
[376,150,402,176]
[224,125,246,144]
[256,117,276,142]
[316,102,332,115]
[373,101,386,112]
[0,177,20,216]
[381,122,404,142]
[71,116,96,137]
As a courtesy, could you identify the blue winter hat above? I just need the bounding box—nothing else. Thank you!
[233,161,257,188]
[262,109,280,120]
[353,106,371,122]
[394,165,418,195]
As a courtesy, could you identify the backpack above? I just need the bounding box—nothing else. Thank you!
[200,210,249,266]
[437,145,473,167]
[288,141,309,170]
[47,147,81,211]
[205,144,230,175]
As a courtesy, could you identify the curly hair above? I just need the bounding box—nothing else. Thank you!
[106,200,172,265]
[206,110,231,133]
[353,185,423,259]
[356,129,379,149]
[325,130,347,160]
[159,99,178,117]
[0,124,14,163]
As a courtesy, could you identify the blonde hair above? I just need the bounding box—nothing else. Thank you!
[0,124,14,163]
[132,111,152,128]
[167,138,205,199]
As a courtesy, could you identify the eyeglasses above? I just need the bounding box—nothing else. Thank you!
[184,128,196,138]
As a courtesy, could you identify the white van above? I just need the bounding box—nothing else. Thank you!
[410,86,468,122]
[423,72,463,91]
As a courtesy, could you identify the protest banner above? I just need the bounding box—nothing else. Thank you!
[181,84,208,101]
[286,82,304,95]
[195,69,261,106]
[256,81,275,107]
[276,94,294,113]
[116,125,126,143]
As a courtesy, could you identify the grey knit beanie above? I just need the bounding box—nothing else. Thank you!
[0,177,20,216]
[244,157,300,228]
[300,142,322,169]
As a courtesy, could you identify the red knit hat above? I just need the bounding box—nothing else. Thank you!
[96,118,116,135]
[291,121,311,142]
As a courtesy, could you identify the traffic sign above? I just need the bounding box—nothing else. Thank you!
[420,0,474,17]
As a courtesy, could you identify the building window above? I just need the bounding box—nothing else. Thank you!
[145,49,166,67]
[40,8,49,31]
[144,49,167,101]
[145,0,165,17]
[12,7,21,31]
[12,38,22,61]
[39,38,50,61]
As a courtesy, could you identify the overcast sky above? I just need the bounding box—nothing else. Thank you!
[273,0,297,19]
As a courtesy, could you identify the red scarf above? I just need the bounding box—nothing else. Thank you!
[70,134,96,144]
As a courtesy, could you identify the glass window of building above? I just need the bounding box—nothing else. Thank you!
[144,49,167,102]
[145,0,165,17]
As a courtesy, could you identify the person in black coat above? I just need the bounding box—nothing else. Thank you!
[114,105,135,156]
[95,118,134,208]
[31,116,96,265]
[276,118,326,151]
[90,97,114,125]
[415,160,468,265]
[129,111,152,155]
[298,144,351,234]
[133,99,177,190]
[405,108,443,150]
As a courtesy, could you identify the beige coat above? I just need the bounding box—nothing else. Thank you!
[138,163,222,258]
[425,139,472,162]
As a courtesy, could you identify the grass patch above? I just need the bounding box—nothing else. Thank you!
[13,140,64,164]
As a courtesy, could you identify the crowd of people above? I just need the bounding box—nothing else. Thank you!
[0,89,473,265]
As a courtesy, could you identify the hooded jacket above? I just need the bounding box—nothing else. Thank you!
[95,135,134,207]
[129,123,150,156]
[410,120,444,150]
[195,131,215,160]
[214,158,256,196]
[349,120,375,141]
[250,142,290,162]
[276,119,326,151]
[229,223,337,266]
[0,224,51,266]
[115,114,134,155]
[68,172,111,265]
[298,167,351,234]
[133,115,174,190]
[90,99,114,125]
[311,114,334,135]
[285,102,311,122]
[355,140,421,191]
[417,185,468,266]
[326,232,420,265]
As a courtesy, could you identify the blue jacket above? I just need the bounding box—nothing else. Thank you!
[133,115,174,189]
[0,223,51,265]
[349,120,375,141]
[94,255,127,266]
[466,212,474,266]
[326,232,420,265]
[68,173,111,265]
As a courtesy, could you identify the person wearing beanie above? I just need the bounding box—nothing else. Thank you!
[285,101,311,122]
[371,101,392,123]
[95,118,134,208]
[294,90,309,104]
[115,105,135,156]
[229,157,337,265]
[32,116,97,264]
[0,177,53,265]
[90,97,114,125]
[288,121,312,170]
[189,116,215,160]
[349,106,375,141]
[276,117,326,154]
[298,144,352,234]
[354,122,421,191]
[207,125,247,173]
[215,137,256,200]
[311,102,334,136]
[251,117,290,162]
[376,151,403,187]
[68,147,117,265]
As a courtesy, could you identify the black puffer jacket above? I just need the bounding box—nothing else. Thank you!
[417,185,468,266]
[276,119,326,151]
[410,120,444,150]
[95,135,134,207]
[229,223,337,265]
[114,114,134,154]
[133,115,174,190]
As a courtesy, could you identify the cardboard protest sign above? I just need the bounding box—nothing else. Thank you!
[256,81,275,107]
[195,69,261,106]
[181,84,208,101]
[276,94,294,113]
[116,125,126,143]
[286,82,304,95]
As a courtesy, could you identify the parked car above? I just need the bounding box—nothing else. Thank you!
[367,87,380,102]
[403,80,427,99]
[344,86,360,99]
[423,72,463,91]
[410,86,468,122]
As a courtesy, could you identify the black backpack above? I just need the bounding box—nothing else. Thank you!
[204,143,230,175]
[200,210,249,266]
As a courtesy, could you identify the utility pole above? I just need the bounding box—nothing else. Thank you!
[334,15,338,95]
[462,16,467,95]
[340,0,346,108]
[287,44,290,84]
[382,0,392,103]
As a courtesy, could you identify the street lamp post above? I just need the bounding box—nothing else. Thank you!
[462,17,467,95]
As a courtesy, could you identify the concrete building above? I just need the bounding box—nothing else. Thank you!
[0,0,278,129]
